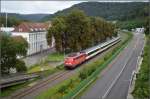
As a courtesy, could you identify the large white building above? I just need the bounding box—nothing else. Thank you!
[12,22,55,55]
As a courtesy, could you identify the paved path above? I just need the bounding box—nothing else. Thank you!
[81,33,144,99]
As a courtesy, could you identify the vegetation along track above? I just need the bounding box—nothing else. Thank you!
[11,70,70,99]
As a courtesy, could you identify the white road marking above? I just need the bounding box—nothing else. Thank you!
[101,48,134,99]
[101,34,144,99]
[101,35,139,99]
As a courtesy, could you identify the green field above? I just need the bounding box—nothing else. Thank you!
[46,52,64,62]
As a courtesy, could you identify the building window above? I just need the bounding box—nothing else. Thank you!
[35,28,38,31]
[30,28,33,32]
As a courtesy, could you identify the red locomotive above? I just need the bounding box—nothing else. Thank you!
[64,37,121,69]
[64,52,86,69]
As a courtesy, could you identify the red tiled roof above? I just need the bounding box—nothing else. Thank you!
[13,22,51,32]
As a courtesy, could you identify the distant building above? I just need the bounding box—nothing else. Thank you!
[12,22,55,55]
[0,27,14,35]
[135,28,144,33]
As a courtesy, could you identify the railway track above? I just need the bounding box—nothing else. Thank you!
[7,36,121,99]
[11,70,70,99]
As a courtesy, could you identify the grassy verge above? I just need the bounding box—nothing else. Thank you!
[36,31,133,99]
[27,64,54,73]
[27,52,64,73]
[46,52,64,62]
[132,35,150,99]
[0,64,64,97]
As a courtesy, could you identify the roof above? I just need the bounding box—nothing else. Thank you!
[13,22,51,33]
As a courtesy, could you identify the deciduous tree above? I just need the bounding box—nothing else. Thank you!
[1,33,28,74]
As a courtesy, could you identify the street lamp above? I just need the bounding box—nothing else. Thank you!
[40,44,44,71]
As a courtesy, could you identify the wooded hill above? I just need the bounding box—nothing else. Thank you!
[1,13,48,22]
[0,13,48,27]
[42,2,148,21]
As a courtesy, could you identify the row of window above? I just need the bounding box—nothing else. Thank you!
[30,28,46,32]
[29,33,46,42]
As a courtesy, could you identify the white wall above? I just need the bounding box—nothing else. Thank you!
[12,31,52,56]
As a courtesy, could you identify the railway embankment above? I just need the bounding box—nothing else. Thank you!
[36,31,133,99]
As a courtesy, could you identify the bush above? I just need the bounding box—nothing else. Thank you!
[79,70,88,80]
[58,84,67,96]
[16,60,27,72]
[68,79,74,89]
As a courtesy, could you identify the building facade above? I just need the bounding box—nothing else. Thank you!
[135,28,145,33]
[12,22,55,55]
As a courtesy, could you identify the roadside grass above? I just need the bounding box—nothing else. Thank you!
[36,75,80,99]
[132,35,150,99]
[36,31,133,99]
[27,63,54,73]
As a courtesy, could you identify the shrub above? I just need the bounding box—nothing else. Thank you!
[16,60,27,72]
[58,84,67,96]
[79,69,88,80]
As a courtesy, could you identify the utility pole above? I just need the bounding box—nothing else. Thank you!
[63,32,66,60]
[5,12,7,27]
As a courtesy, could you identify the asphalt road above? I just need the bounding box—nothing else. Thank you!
[81,32,145,99]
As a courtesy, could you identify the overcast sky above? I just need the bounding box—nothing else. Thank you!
[1,1,84,14]
[1,0,148,14]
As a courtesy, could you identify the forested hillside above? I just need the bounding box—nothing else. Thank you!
[0,13,48,23]
[0,16,21,27]
[42,2,148,21]
[116,3,149,31]
[0,13,48,27]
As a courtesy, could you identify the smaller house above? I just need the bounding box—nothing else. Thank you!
[135,28,145,33]
[12,22,55,55]
[0,27,15,35]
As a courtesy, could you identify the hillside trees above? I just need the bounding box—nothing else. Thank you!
[0,16,21,27]
[144,17,150,35]
[47,9,116,53]
[1,33,28,74]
